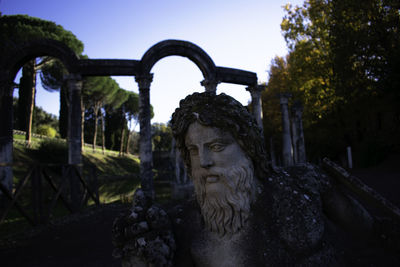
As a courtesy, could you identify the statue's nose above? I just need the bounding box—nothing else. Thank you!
[199,149,213,168]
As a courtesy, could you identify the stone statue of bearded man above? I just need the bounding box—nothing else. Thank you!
[112,92,399,267]
[171,92,268,237]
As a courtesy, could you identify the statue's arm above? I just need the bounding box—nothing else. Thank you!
[112,189,176,267]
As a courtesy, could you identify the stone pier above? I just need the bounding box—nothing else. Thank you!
[136,74,155,198]
[291,109,299,164]
[66,74,83,210]
[292,102,306,164]
[0,76,14,197]
[279,93,293,167]
[269,137,277,168]
[170,139,192,199]
[66,74,83,166]
[246,85,265,131]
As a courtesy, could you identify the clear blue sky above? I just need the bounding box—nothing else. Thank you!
[1,0,303,126]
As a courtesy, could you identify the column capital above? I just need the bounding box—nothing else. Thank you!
[246,84,265,94]
[200,78,219,93]
[135,73,153,89]
[277,92,292,105]
[64,74,83,91]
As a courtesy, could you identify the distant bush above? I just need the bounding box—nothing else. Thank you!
[36,124,57,138]
[37,139,68,163]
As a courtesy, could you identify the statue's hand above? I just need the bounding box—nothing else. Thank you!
[112,189,176,267]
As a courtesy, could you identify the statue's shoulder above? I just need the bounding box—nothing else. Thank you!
[270,164,330,254]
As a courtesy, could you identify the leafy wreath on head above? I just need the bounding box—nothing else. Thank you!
[171,92,270,181]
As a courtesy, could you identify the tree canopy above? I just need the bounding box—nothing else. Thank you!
[0,14,83,55]
[263,0,400,166]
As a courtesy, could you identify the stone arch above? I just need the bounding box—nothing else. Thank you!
[140,40,217,81]
[0,37,261,200]
[1,38,80,82]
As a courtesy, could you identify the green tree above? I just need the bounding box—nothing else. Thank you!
[12,97,59,134]
[123,91,139,154]
[40,59,69,138]
[83,76,120,152]
[103,88,129,154]
[0,15,83,144]
[263,57,287,134]
[276,0,400,164]
[151,123,173,152]
[36,124,57,138]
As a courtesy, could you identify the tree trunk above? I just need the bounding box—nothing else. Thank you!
[92,105,100,153]
[125,131,131,155]
[101,109,105,155]
[119,125,125,157]
[125,116,132,155]
[26,66,36,146]
[24,60,39,146]
[81,101,85,152]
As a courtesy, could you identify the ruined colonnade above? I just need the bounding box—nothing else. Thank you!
[0,39,264,199]
[278,93,306,167]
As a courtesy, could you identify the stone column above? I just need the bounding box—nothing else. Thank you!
[246,85,265,131]
[135,74,154,198]
[66,74,83,165]
[65,74,83,210]
[279,93,293,167]
[292,102,306,164]
[291,108,299,164]
[0,77,14,199]
[200,78,218,94]
[269,137,277,168]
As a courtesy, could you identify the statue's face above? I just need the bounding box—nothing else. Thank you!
[185,122,248,195]
[185,121,255,235]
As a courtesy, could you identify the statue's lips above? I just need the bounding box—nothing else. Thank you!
[205,176,219,183]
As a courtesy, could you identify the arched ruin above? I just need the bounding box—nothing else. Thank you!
[0,38,264,197]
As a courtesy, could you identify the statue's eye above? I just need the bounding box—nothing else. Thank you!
[209,143,226,152]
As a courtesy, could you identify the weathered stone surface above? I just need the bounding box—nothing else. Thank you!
[65,74,83,211]
[291,101,306,164]
[279,93,293,167]
[78,59,140,76]
[65,74,83,165]
[216,66,257,86]
[0,78,14,196]
[0,39,80,81]
[112,189,175,267]
[136,74,155,198]
[246,85,265,130]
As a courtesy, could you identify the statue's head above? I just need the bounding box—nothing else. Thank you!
[171,92,269,236]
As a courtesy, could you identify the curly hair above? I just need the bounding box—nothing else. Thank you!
[171,92,270,180]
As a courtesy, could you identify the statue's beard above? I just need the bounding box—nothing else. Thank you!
[192,159,256,236]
